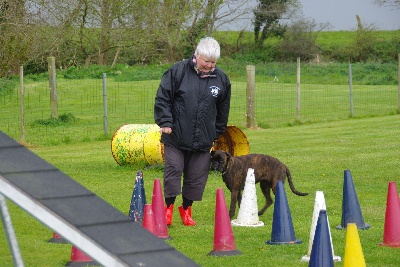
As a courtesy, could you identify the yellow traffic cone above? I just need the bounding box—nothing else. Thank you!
[343,223,366,267]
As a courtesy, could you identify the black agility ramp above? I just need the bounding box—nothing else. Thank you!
[0,131,199,267]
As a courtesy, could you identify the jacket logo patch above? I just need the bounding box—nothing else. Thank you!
[210,86,220,97]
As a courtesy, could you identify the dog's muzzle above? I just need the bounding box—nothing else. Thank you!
[210,160,220,171]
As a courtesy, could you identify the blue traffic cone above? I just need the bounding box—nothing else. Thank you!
[266,181,302,245]
[128,171,146,223]
[308,210,334,267]
[336,170,370,230]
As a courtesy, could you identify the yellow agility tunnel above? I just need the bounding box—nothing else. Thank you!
[111,124,250,166]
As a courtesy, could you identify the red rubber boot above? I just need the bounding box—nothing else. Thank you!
[165,204,174,226]
[178,206,196,226]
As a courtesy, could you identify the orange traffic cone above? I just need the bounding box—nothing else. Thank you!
[379,181,400,247]
[65,246,97,266]
[208,188,241,256]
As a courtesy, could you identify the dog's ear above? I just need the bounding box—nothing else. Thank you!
[224,151,233,162]
[210,150,216,158]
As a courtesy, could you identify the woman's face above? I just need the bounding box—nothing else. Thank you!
[195,54,216,73]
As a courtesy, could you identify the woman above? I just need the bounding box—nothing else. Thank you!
[154,37,231,226]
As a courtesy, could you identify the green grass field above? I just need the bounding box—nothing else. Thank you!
[1,114,400,266]
[0,59,399,266]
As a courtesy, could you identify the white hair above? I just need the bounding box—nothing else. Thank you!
[195,37,220,61]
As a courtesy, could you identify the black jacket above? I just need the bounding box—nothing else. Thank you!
[154,57,231,151]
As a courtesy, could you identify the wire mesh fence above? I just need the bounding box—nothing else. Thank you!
[0,63,398,146]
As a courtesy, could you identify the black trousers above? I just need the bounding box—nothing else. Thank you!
[163,145,210,201]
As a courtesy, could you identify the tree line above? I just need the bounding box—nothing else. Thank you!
[0,0,399,77]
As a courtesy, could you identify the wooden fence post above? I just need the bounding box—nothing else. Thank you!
[246,65,255,128]
[48,57,58,118]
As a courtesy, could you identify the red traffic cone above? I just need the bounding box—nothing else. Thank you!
[208,188,241,256]
[379,181,400,247]
[48,232,69,244]
[65,246,97,266]
[151,179,169,239]
[142,204,157,235]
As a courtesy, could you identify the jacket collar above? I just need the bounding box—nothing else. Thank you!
[190,54,217,78]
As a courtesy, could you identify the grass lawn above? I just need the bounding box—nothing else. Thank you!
[1,114,400,266]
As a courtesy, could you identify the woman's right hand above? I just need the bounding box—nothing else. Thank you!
[160,127,172,134]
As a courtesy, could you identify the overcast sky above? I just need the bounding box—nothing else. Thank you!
[221,0,400,31]
[301,0,400,30]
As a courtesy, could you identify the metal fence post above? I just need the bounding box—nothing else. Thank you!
[398,54,400,112]
[349,64,354,117]
[47,57,58,119]
[102,73,108,135]
[296,57,301,120]
[246,65,255,128]
[20,66,25,143]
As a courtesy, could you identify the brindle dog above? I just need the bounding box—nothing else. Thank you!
[210,150,308,219]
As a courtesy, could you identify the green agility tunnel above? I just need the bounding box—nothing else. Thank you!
[111,124,250,166]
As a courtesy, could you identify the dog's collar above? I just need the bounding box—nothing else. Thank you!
[222,158,233,175]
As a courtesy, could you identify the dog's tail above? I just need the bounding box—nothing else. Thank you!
[286,168,308,196]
